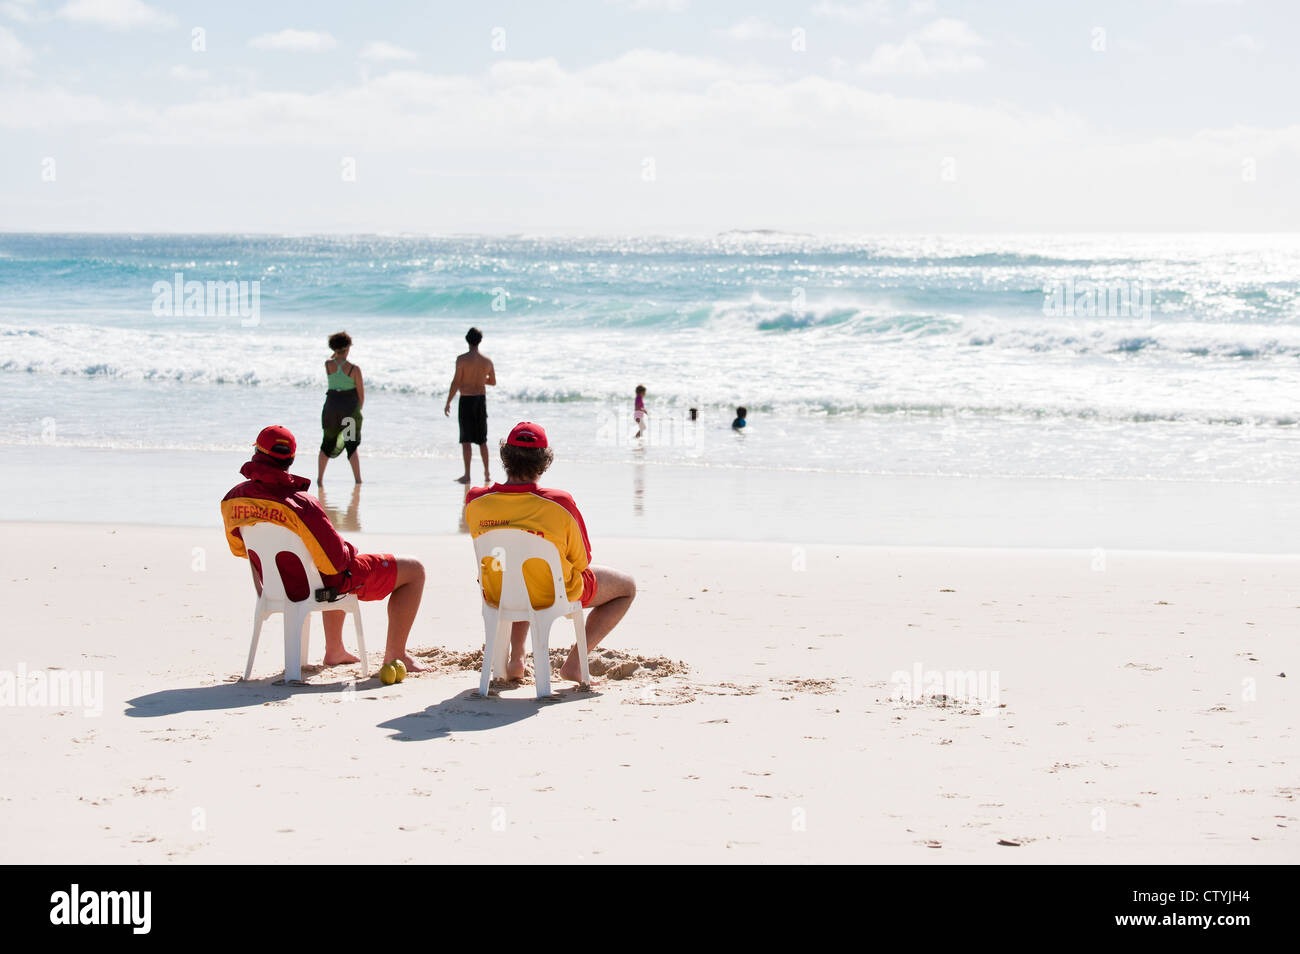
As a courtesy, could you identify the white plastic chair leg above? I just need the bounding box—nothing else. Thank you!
[351,605,368,679]
[299,612,311,668]
[494,617,511,675]
[479,607,500,696]
[495,614,512,679]
[532,616,552,698]
[571,609,590,686]
[283,606,307,683]
[245,606,265,680]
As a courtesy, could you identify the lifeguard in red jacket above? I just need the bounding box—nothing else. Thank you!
[222,425,426,672]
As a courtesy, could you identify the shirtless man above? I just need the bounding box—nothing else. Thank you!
[444,327,497,484]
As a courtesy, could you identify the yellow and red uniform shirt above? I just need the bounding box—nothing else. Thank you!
[464,482,593,609]
[221,459,356,595]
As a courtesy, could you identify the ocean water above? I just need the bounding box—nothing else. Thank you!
[2,231,1298,484]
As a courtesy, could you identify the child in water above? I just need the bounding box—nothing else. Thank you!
[732,406,747,430]
[634,385,648,438]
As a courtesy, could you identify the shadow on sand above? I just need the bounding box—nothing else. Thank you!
[378,685,600,741]
[124,675,371,717]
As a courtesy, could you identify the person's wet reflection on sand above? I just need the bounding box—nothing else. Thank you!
[633,458,645,517]
[318,483,362,533]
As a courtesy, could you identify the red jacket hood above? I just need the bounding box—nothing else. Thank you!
[239,458,312,491]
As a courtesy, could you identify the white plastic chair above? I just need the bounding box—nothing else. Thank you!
[241,523,368,683]
[473,528,590,697]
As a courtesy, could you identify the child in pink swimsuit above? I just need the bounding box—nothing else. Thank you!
[633,385,648,438]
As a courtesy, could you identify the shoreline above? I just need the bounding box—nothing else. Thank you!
[6,442,1298,554]
[7,519,1300,563]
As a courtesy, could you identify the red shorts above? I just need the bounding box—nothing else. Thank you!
[347,553,399,601]
[580,567,597,608]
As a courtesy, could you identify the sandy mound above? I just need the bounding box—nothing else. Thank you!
[412,645,688,686]
[413,647,484,671]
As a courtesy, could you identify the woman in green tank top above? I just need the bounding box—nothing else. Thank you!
[318,331,364,486]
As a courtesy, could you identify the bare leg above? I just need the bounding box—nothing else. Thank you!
[322,609,360,665]
[384,558,427,670]
[506,620,529,679]
[455,443,471,483]
[559,565,636,682]
[479,443,491,484]
[317,451,328,488]
[348,450,362,484]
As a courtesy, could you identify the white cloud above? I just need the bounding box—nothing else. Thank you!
[0,84,145,126]
[6,48,1300,231]
[249,29,337,53]
[46,50,1060,150]
[359,40,417,62]
[813,1,890,25]
[908,0,937,14]
[580,49,764,88]
[168,64,208,81]
[487,57,566,88]
[55,0,175,30]
[718,17,786,42]
[913,17,983,48]
[861,17,987,75]
[1,0,40,24]
[611,0,688,10]
[0,23,33,73]
[1225,33,1259,52]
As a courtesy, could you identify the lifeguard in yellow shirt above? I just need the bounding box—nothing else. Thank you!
[464,422,637,684]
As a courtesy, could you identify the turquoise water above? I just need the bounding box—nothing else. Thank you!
[2,232,1299,482]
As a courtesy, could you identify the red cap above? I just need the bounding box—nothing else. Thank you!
[506,421,548,448]
[254,425,296,460]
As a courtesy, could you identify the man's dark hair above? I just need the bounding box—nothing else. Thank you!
[328,331,352,351]
[500,442,553,483]
[466,327,483,347]
[736,406,747,417]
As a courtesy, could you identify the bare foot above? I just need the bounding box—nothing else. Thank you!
[505,657,527,680]
[388,653,427,672]
[558,659,594,684]
[323,650,360,665]
[454,475,470,484]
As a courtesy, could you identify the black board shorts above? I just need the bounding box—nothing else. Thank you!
[458,394,488,445]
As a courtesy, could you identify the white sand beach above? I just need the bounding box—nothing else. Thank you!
[2,521,1294,863]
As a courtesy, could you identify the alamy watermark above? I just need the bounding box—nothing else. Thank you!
[889,661,1001,716]
[50,884,150,934]
[152,272,261,327]
[1042,278,1151,320]
[1,663,104,717]
[595,406,701,453]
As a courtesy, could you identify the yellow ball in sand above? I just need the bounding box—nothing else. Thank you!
[392,660,407,683]
[379,662,398,685]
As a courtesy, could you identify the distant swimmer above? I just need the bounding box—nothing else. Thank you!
[444,326,497,484]
[318,331,364,487]
[633,384,648,439]
[732,406,747,430]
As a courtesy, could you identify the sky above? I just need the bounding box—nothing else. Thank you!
[1,0,1298,234]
